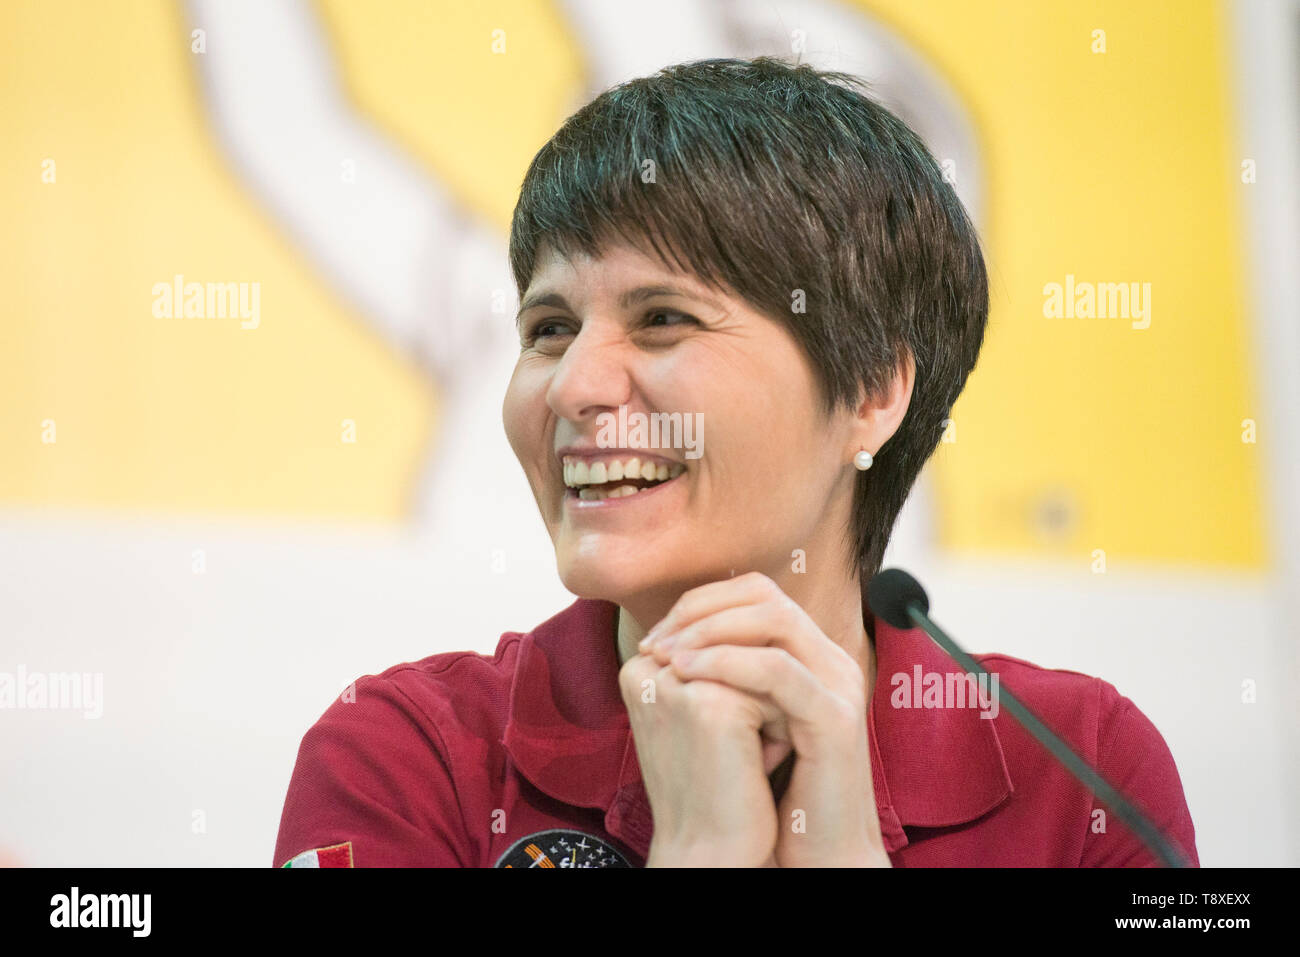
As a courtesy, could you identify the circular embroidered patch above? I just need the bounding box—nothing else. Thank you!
[495,829,632,868]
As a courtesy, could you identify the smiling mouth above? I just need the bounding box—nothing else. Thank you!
[562,455,685,502]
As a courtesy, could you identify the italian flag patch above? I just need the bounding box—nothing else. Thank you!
[281,841,353,868]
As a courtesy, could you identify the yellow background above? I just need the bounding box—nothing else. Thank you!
[0,0,1266,566]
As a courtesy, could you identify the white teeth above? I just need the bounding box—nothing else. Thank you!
[562,455,690,490]
[577,484,641,501]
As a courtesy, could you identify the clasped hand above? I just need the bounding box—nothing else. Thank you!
[618,572,890,867]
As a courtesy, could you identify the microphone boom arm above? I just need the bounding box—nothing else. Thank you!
[904,601,1191,868]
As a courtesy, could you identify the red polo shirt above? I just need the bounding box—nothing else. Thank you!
[273,598,1198,867]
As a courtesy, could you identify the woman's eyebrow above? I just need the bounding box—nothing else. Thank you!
[617,284,720,309]
[515,290,584,333]
[516,291,570,326]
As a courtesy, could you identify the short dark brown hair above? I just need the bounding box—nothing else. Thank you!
[509,56,988,585]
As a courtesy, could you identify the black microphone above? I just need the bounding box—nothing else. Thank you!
[867,567,1191,868]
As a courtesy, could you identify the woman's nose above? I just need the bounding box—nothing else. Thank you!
[545,323,632,422]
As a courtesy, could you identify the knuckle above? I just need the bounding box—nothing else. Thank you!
[680,678,730,714]
[829,645,868,698]
[617,657,649,695]
[773,646,797,670]
[646,664,679,701]
[828,695,865,731]
[773,595,800,626]
[672,585,704,615]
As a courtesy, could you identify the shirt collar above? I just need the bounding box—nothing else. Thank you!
[869,603,1015,843]
[502,597,1013,856]
[501,599,631,812]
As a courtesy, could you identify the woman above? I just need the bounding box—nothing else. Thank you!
[274,57,1198,868]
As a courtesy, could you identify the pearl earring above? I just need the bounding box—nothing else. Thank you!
[854,449,873,471]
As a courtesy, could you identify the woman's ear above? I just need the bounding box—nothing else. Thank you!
[851,351,916,458]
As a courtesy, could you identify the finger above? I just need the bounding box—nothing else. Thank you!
[671,644,859,749]
[641,571,781,645]
[618,652,681,712]
[618,651,662,690]
[643,655,793,776]
[651,658,791,751]
[649,601,854,695]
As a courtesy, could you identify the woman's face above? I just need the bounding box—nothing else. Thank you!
[503,240,865,613]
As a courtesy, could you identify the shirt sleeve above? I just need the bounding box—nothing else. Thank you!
[1079,681,1199,867]
[273,674,470,867]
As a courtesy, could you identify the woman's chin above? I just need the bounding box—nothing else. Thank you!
[555,557,647,605]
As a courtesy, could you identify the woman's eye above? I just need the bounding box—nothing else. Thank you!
[522,310,697,348]
[524,319,574,344]
[644,310,698,329]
